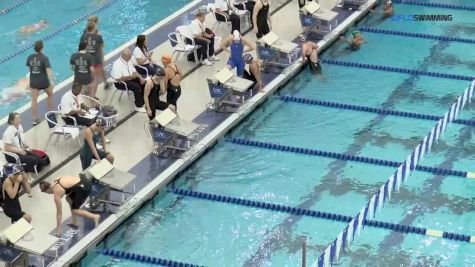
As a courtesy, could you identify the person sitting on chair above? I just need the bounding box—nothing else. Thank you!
[79,118,114,170]
[2,164,32,223]
[188,10,220,66]
[214,0,241,33]
[2,113,48,173]
[60,83,97,126]
[221,30,264,91]
[133,35,159,76]
[40,175,100,237]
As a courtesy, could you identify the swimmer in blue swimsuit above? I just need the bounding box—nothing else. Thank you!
[221,30,264,91]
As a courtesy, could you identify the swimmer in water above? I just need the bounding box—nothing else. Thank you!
[340,30,367,50]
[19,20,47,34]
[0,77,30,105]
[299,35,321,74]
[370,0,394,19]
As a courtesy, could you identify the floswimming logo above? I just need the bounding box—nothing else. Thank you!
[391,14,453,22]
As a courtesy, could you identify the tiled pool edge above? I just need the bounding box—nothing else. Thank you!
[52,1,378,266]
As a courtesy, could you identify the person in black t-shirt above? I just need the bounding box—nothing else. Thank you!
[70,41,94,96]
[80,21,104,98]
[26,41,54,126]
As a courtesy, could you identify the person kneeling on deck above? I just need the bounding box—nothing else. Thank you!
[221,30,264,91]
[1,164,32,224]
[144,67,176,121]
[79,118,114,170]
[300,38,321,74]
[40,175,100,237]
[111,48,147,113]
[60,83,97,126]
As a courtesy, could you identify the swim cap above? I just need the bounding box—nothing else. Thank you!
[233,30,241,41]
[298,34,307,43]
[243,54,253,62]
[95,118,108,128]
[155,66,166,77]
[161,54,172,64]
[352,30,361,37]
[4,163,21,177]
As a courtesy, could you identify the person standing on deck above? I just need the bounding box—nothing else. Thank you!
[253,0,271,39]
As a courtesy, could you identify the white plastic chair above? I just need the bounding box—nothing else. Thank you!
[0,147,39,179]
[45,111,81,154]
[109,77,135,112]
[168,30,199,63]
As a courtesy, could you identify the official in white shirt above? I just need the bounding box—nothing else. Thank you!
[188,10,219,66]
[60,83,97,126]
[214,0,241,33]
[111,48,147,112]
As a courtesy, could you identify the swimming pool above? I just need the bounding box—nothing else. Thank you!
[82,1,475,266]
[0,0,190,119]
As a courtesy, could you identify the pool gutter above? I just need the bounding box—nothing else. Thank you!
[52,1,377,266]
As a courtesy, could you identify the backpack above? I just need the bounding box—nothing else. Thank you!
[102,105,118,118]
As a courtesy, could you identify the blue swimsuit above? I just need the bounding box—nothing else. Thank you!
[227,40,245,77]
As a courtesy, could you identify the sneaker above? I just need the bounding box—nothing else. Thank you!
[209,55,220,61]
[202,59,213,66]
[105,138,111,144]
[32,118,42,126]
[135,107,147,113]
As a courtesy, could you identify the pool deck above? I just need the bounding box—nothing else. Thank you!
[0,0,378,265]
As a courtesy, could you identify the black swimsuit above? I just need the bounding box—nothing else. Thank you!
[166,65,182,108]
[55,176,91,210]
[2,177,24,223]
[148,78,169,120]
[256,0,270,38]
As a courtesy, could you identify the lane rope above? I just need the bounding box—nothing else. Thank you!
[393,0,475,11]
[171,188,475,243]
[226,138,475,179]
[357,26,475,44]
[0,0,120,65]
[97,248,204,267]
[0,0,31,15]
[321,59,475,81]
[276,95,475,127]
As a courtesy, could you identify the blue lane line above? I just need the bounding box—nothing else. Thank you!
[226,138,475,179]
[276,95,475,127]
[357,26,475,44]
[321,59,475,81]
[393,0,475,11]
[171,188,475,243]
[97,248,204,267]
[0,0,31,15]
[0,0,120,65]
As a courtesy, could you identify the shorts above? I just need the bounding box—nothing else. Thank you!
[149,100,170,120]
[30,82,50,90]
[68,179,92,210]
[227,58,246,77]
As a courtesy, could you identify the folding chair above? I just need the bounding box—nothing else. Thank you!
[45,111,81,154]
[0,149,39,179]
[109,78,135,112]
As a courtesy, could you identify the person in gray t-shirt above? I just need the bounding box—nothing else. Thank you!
[70,41,94,96]
[80,21,104,98]
[26,41,54,126]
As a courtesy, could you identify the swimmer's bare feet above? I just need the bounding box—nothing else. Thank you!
[93,214,100,227]
[257,83,265,92]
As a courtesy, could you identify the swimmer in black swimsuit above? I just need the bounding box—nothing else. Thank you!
[40,175,100,237]
[300,39,321,74]
[143,67,176,121]
[161,54,182,111]
[1,164,32,223]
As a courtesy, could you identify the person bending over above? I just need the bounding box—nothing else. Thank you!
[188,11,219,66]
[221,30,264,91]
[111,48,147,112]
[40,175,100,237]
[60,83,97,126]
[2,164,32,223]
[144,67,176,121]
[161,54,182,110]
[20,20,47,34]
[79,118,114,170]
[301,40,321,74]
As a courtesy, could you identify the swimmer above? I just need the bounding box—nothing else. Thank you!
[19,20,47,34]
[370,0,393,18]
[299,36,321,74]
[0,76,30,104]
[339,30,367,50]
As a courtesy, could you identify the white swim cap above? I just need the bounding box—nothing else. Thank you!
[232,30,241,41]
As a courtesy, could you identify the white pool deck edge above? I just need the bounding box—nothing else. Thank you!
[52,1,377,266]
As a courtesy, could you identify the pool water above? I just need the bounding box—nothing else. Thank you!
[82,2,475,267]
[0,0,190,118]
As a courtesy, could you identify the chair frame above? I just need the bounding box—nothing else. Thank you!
[0,149,39,179]
[45,111,81,154]
[168,31,199,64]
